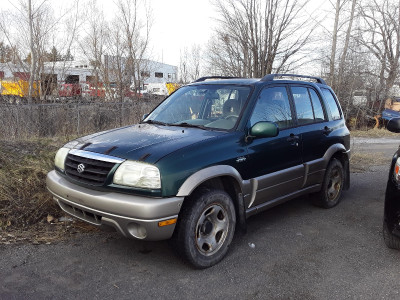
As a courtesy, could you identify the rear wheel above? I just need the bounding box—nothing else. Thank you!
[383,220,400,249]
[313,158,344,208]
[172,188,236,269]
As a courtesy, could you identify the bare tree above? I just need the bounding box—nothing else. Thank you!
[114,0,152,95]
[0,0,53,103]
[336,0,357,92]
[325,0,358,104]
[329,0,343,86]
[179,44,202,83]
[207,0,313,77]
[27,0,36,102]
[80,0,109,96]
[18,0,56,102]
[179,48,190,84]
[80,0,152,101]
[357,0,400,111]
[0,0,81,102]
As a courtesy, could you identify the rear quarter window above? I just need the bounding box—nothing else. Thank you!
[321,88,341,120]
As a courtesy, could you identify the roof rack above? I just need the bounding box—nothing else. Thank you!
[194,76,241,82]
[261,74,327,85]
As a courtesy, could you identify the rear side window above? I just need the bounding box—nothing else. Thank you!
[308,89,325,122]
[321,88,341,120]
[291,87,326,125]
[291,87,314,125]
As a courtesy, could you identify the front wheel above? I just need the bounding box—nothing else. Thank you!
[313,158,344,208]
[172,188,236,269]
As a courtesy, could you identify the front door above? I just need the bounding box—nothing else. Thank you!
[244,85,303,207]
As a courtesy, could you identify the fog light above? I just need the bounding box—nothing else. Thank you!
[127,222,147,239]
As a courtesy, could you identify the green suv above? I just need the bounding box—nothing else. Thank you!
[46,74,350,268]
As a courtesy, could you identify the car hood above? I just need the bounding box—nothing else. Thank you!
[68,124,224,164]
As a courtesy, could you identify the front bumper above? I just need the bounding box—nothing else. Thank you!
[46,170,184,241]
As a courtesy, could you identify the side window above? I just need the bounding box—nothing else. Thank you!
[321,88,341,120]
[249,86,292,129]
[291,87,314,125]
[308,88,325,122]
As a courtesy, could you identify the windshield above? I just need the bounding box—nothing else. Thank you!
[144,84,251,130]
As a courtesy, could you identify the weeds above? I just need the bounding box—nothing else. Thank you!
[0,138,62,230]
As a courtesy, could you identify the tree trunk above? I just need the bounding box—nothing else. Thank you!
[337,0,356,96]
[28,0,36,104]
[329,0,341,87]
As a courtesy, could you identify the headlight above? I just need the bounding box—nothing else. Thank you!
[54,147,70,171]
[394,158,400,183]
[113,161,161,189]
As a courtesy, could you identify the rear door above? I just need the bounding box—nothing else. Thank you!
[289,85,333,187]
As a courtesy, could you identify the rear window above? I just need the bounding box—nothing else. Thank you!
[321,88,341,120]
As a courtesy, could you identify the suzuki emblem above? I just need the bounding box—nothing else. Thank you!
[77,163,85,173]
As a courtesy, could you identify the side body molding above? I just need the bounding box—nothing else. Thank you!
[176,165,250,197]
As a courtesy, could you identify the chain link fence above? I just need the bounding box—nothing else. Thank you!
[0,96,164,140]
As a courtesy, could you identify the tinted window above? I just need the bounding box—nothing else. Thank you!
[291,87,314,125]
[321,88,341,120]
[308,88,325,122]
[250,86,292,129]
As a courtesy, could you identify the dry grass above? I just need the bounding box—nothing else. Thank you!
[350,127,398,138]
[0,137,100,242]
[0,138,59,228]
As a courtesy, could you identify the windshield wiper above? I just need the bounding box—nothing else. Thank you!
[172,122,208,130]
[142,120,168,126]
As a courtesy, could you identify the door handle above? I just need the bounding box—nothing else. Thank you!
[323,126,333,135]
[287,133,299,146]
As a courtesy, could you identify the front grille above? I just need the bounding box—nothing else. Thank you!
[65,153,116,185]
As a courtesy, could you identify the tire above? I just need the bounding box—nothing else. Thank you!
[383,220,400,249]
[313,158,344,208]
[172,188,236,269]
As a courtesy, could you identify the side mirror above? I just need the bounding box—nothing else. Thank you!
[387,118,400,133]
[248,122,279,140]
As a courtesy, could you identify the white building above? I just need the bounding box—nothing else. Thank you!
[0,58,178,95]
[102,55,178,89]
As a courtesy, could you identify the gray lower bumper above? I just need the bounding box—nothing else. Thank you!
[46,170,184,241]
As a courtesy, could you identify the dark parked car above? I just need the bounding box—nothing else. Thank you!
[46,74,350,268]
[383,118,400,249]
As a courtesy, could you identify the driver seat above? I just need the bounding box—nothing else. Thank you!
[223,99,240,116]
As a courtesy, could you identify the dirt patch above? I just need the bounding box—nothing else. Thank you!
[0,219,100,245]
[350,151,387,173]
